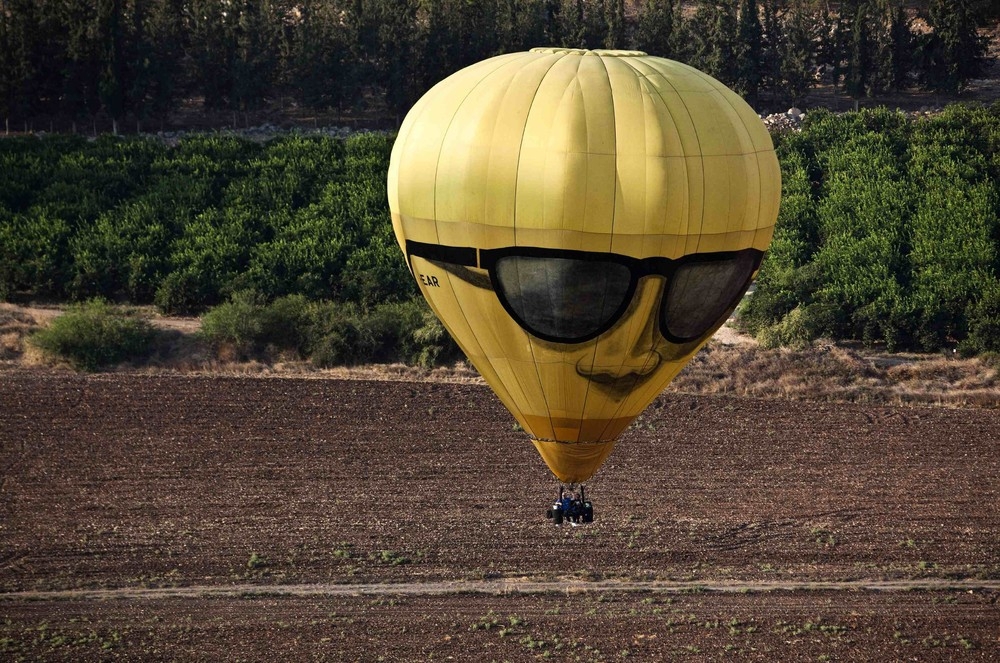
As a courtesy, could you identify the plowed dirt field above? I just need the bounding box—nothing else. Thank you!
[2,370,999,660]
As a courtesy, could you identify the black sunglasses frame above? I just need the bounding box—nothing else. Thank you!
[405,239,762,345]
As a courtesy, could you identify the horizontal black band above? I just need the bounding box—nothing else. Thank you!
[406,240,478,267]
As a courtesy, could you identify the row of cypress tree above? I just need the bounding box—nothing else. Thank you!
[0,1,994,131]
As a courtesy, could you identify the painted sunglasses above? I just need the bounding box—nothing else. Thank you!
[406,239,763,345]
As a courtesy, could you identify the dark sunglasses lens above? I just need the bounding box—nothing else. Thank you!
[494,256,632,342]
[663,253,757,342]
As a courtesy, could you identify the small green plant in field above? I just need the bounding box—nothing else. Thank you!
[368,598,400,607]
[246,552,267,570]
[370,550,410,565]
[810,526,837,547]
[922,634,948,648]
[519,634,550,650]
[727,618,757,635]
[469,611,501,631]
[496,614,527,638]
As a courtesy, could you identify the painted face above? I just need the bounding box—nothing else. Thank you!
[406,240,761,443]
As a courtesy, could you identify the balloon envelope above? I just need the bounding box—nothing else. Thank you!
[388,49,780,483]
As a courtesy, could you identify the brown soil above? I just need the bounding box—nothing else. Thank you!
[1,371,998,660]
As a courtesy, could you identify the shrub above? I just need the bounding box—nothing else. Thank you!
[153,269,206,315]
[28,300,157,371]
[304,298,461,368]
[195,293,461,367]
[307,301,369,367]
[198,290,268,358]
[412,309,464,368]
[260,294,313,353]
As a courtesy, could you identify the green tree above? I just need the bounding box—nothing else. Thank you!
[779,0,822,103]
[496,0,547,53]
[377,0,421,119]
[708,1,739,86]
[635,0,681,58]
[143,0,185,126]
[185,0,235,109]
[758,0,783,99]
[603,0,625,49]
[557,0,605,49]
[61,0,106,121]
[687,0,717,72]
[880,1,912,92]
[291,0,354,111]
[96,0,127,127]
[541,0,561,44]
[229,0,286,111]
[841,0,875,97]
[0,0,42,123]
[687,0,739,86]
[920,0,989,94]
[735,0,763,100]
[345,0,421,120]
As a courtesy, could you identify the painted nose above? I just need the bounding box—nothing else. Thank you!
[576,279,665,382]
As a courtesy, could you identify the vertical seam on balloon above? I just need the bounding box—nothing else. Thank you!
[588,54,642,445]
[478,53,559,429]
[576,52,618,443]
[431,53,536,424]
[601,65,673,446]
[641,59,705,255]
[431,52,536,244]
[597,53,619,250]
[516,51,574,443]
[592,56,685,443]
[622,56,697,248]
[684,66,764,248]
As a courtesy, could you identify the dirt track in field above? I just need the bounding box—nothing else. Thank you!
[2,370,999,660]
[5,578,1000,603]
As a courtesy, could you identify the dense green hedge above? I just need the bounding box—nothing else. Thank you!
[0,131,412,313]
[27,295,462,371]
[741,103,1000,354]
[6,106,1000,358]
[199,291,462,368]
[2,130,467,369]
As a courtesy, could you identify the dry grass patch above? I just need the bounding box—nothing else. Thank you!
[0,307,40,360]
[673,342,1000,408]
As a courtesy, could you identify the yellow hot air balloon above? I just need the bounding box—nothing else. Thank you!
[388,48,780,486]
